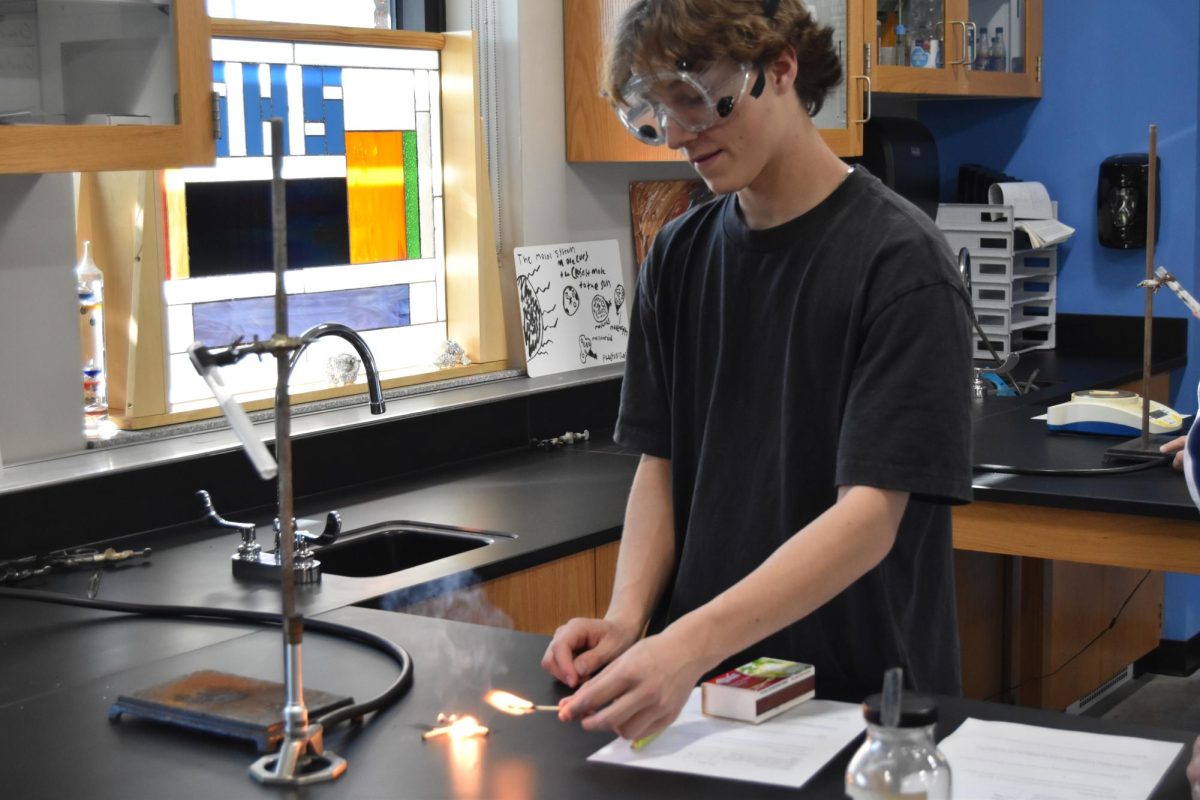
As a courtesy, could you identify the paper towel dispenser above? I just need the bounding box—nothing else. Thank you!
[857,117,940,219]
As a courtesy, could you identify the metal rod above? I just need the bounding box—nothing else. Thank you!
[248,118,346,786]
[1141,124,1157,442]
[270,118,305,738]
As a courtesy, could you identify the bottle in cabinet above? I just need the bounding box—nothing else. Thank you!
[991,26,1007,72]
[974,26,989,70]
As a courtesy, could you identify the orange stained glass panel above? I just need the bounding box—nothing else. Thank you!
[346,131,407,264]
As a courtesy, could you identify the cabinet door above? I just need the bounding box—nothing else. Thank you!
[868,0,1041,97]
[959,0,1041,98]
[564,0,864,161]
[868,0,966,93]
[0,0,214,174]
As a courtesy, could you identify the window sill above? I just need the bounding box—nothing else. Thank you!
[0,364,624,496]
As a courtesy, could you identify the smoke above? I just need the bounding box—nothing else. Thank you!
[377,571,514,707]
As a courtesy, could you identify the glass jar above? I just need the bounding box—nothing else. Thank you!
[845,693,950,799]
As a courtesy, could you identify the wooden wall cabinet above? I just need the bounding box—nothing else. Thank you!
[565,0,865,161]
[564,0,1043,163]
[0,0,215,174]
[867,0,1042,98]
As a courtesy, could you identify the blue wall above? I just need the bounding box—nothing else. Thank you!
[920,1,1200,643]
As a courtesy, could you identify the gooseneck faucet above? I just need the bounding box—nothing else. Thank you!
[958,246,1021,397]
[289,322,386,415]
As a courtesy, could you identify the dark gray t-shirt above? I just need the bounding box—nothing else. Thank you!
[614,167,973,702]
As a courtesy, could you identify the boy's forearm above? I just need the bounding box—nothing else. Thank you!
[604,454,677,630]
[668,486,908,672]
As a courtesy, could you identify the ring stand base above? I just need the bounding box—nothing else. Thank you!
[108,670,352,752]
[1105,434,1176,463]
[250,729,347,786]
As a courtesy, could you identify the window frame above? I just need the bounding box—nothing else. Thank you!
[76,20,508,430]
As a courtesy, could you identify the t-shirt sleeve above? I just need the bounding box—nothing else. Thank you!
[613,261,672,458]
[835,281,974,505]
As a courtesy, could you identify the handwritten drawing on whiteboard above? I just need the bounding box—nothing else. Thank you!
[513,239,628,377]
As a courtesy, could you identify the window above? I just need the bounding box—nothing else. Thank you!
[77,19,506,429]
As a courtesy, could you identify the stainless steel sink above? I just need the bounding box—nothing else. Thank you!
[315,522,514,578]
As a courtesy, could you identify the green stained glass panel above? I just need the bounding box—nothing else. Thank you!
[403,129,421,260]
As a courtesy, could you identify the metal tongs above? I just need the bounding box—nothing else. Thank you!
[0,546,152,586]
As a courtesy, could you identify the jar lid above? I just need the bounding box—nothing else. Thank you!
[861,692,939,727]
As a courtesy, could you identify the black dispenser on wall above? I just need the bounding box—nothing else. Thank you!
[1097,153,1160,249]
[858,117,940,220]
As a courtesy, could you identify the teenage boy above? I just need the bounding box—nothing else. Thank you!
[543,0,973,742]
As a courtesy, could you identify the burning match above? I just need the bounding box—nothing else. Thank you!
[484,690,559,715]
[422,713,490,740]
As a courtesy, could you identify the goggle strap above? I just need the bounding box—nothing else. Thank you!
[749,65,766,99]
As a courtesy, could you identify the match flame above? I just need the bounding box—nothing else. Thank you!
[485,690,536,715]
[423,713,490,740]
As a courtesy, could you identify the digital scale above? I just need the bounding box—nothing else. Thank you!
[1046,389,1183,436]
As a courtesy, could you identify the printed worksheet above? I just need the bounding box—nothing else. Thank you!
[937,717,1183,800]
[587,688,862,788]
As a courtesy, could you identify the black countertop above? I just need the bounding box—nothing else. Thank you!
[967,349,1199,519]
[1,599,1195,799]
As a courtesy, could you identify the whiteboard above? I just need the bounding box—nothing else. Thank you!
[513,239,628,377]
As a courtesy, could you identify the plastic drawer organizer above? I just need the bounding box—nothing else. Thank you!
[936,203,1057,360]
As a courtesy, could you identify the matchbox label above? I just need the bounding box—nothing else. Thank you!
[713,658,811,691]
[715,672,786,690]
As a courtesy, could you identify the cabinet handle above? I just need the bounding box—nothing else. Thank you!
[950,20,968,65]
[853,75,871,124]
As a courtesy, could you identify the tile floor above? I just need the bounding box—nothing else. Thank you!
[1083,670,1200,734]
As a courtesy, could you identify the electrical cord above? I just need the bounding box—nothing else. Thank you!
[984,569,1152,703]
[0,586,413,731]
[974,458,1170,476]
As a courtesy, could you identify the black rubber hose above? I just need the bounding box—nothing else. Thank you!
[0,586,413,731]
[973,459,1168,476]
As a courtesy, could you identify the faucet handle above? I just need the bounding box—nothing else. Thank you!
[274,510,341,546]
[197,489,260,558]
[309,511,341,545]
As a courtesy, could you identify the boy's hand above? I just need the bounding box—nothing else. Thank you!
[542,617,640,689]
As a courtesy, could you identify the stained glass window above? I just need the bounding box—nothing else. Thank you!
[162,37,445,410]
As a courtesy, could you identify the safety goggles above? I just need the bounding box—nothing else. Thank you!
[614,60,766,146]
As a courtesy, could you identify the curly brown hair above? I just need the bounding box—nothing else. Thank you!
[602,0,842,117]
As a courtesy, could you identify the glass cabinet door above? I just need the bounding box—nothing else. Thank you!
[807,0,863,158]
[25,0,177,126]
[967,0,1022,75]
[0,0,214,173]
[962,0,1041,96]
[871,0,960,91]
[869,0,1039,96]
